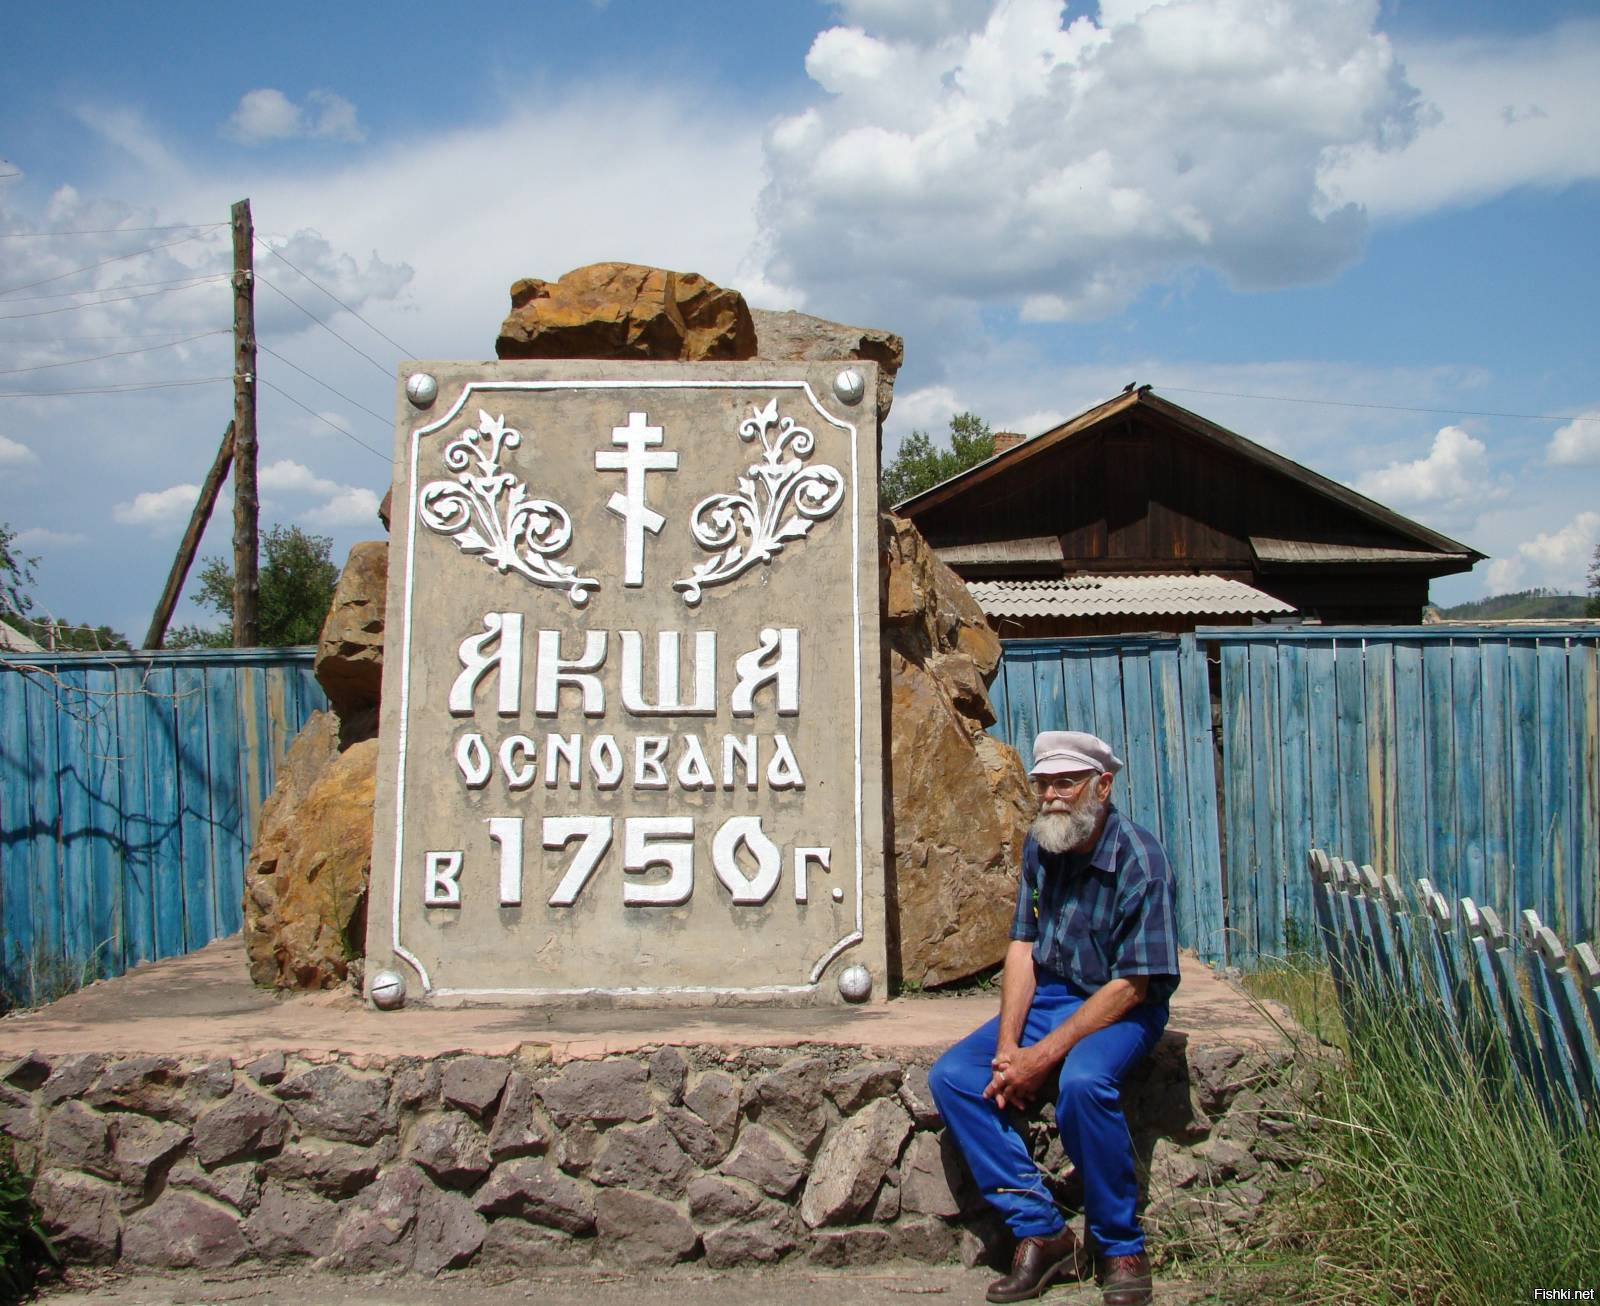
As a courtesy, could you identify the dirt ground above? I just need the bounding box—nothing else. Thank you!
[38,1262,1240,1305]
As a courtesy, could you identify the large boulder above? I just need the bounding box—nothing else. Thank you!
[750,308,904,431]
[496,262,757,362]
[312,540,387,736]
[884,515,1034,987]
[243,714,376,989]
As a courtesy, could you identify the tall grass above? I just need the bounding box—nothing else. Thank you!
[1244,957,1600,1304]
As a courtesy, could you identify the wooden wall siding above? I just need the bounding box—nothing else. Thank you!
[991,625,1600,969]
[1214,627,1599,965]
[0,649,324,1005]
[988,634,1227,961]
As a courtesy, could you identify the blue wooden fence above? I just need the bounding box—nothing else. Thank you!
[1214,626,1598,965]
[0,648,324,1005]
[992,625,1600,967]
[988,634,1226,959]
[1310,848,1600,1138]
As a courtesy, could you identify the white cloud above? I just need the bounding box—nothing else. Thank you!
[224,89,366,145]
[113,484,201,525]
[1545,410,1600,465]
[13,528,87,549]
[1319,21,1600,222]
[0,435,36,465]
[303,487,381,527]
[1353,425,1491,508]
[259,459,340,498]
[1485,510,1600,594]
[763,0,1421,323]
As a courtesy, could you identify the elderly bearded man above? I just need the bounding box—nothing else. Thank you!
[929,730,1180,1306]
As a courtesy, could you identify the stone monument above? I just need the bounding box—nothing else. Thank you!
[364,359,887,1004]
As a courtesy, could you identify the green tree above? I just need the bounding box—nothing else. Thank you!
[880,412,996,507]
[178,524,340,647]
[1587,544,1600,618]
[0,521,36,620]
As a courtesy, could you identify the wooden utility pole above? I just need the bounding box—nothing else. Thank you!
[141,423,235,650]
[230,198,259,647]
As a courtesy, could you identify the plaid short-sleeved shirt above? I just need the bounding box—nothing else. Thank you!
[1010,804,1181,1004]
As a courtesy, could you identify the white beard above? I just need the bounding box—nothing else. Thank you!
[1032,790,1104,855]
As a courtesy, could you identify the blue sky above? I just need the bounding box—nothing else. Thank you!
[2,0,1597,640]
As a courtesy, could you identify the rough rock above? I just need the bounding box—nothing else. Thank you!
[807,1226,893,1267]
[479,1219,592,1269]
[827,1062,903,1114]
[46,1100,114,1178]
[122,1190,249,1268]
[750,1056,831,1154]
[408,1111,493,1188]
[3,1052,50,1091]
[243,1050,286,1086]
[441,1056,509,1118]
[84,1056,188,1119]
[313,540,387,727]
[326,1164,426,1271]
[274,1063,391,1145]
[884,515,1033,987]
[702,1213,796,1268]
[590,1122,693,1197]
[749,307,904,429]
[719,1124,806,1199]
[473,1158,595,1234]
[682,1070,741,1152]
[800,1097,913,1227]
[243,1180,340,1260]
[497,263,756,363]
[169,1159,262,1214]
[243,710,375,990]
[898,1065,942,1128]
[648,1046,688,1104]
[888,1216,962,1263]
[32,1169,121,1265]
[41,1053,104,1106]
[192,1090,289,1168]
[261,1140,383,1198]
[593,1189,699,1269]
[899,1130,965,1218]
[662,1104,730,1168]
[537,1058,651,1128]
[486,1071,551,1160]
[413,1184,486,1274]
[111,1114,189,1189]
[686,1174,763,1226]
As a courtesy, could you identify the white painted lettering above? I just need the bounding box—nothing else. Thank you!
[487,816,523,906]
[722,734,758,790]
[731,627,800,716]
[589,734,624,788]
[622,816,695,906]
[793,847,831,903]
[424,851,463,907]
[454,733,491,788]
[595,411,678,586]
[545,733,581,788]
[767,733,805,789]
[713,816,782,904]
[499,735,537,789]
[634,735,670,789]
[619,630,717,715]
[535,629,608,717]
[544,816,613,907]
[676,735,715,790]
[450,612,523,717]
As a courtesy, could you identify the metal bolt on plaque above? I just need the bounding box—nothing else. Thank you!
[832,368,865,406]
[405,372,439,408]
[369,969,407,1010]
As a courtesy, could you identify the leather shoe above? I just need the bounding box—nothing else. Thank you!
[1100,1251,1153,1306]
[985,1226,1089,1303]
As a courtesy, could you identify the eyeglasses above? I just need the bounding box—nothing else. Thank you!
[1032,772,1100,795]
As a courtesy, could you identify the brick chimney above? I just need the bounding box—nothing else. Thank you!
[993,431,1026,453]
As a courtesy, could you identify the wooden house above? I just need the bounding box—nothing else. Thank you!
[894,386,1483,638]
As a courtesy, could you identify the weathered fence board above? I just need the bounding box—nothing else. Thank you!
[0,648,324,1005]
[989,634,1225,959]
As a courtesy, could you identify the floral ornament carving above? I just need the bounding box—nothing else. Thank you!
[674,398,845,605]
[417,409,598,606]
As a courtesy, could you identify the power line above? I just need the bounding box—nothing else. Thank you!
[0,329,228,377]
[258,376,391,461]
[0,231,214,296]
[1158,385,1600,426]
[255,236,415,357]
[0,273,227,304]
[0,276,227,320]
[0,376,229,398]
[0,330,230,344]
[0,222,225,239]
[257,343,392,428]
[254,274,394,379]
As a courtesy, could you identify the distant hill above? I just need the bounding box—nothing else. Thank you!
[1431,590,1591,621]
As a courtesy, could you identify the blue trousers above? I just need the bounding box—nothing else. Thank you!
[928,977,1167,1257]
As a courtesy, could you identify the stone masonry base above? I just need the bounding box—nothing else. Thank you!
[2,1034,1307,1274]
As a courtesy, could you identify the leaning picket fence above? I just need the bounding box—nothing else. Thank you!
[1309,848,1600,1139]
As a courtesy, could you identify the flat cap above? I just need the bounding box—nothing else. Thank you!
[1030,730,1123,777]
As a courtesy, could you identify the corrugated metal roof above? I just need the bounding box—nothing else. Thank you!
[1251,537,1470,566]
[934,536,1064,567]
[0,619,43,653]
[969,574,1297,619]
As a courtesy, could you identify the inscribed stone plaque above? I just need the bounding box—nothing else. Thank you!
[365,361,886,1003]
